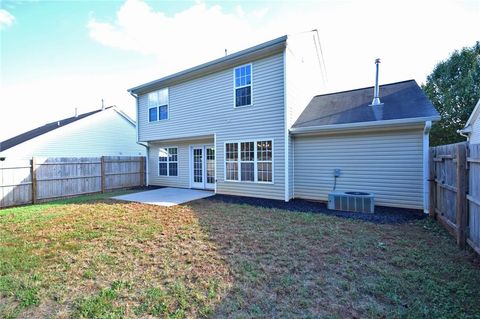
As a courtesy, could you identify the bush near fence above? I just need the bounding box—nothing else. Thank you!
[0,156,145,208]
[429,142,480,255]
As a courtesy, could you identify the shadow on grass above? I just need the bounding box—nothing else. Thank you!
[188,198,480,318]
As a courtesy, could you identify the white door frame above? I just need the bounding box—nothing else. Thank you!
[189,144,215,190]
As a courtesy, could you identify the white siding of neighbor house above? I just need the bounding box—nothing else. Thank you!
[470,116,480,144]
[285,34,325,200]
[140,53,286,200]
[0,108,145,159]
[294,127,425,209]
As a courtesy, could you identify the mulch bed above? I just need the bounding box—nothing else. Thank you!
[204,194,425,224]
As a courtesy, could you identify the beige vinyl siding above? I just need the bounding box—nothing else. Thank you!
[294,128,424,209]
[148,139,213,189]
[471,116,480,144]
[140,53,286,200]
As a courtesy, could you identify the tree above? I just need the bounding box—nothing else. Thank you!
[422,42,480,146]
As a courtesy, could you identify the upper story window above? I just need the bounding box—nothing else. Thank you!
[234,64,252,107]
[148,88,169,122]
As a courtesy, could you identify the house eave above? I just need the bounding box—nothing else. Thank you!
[127,35,288,95]
[290,116,441,135]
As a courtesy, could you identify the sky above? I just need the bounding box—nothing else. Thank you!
[0,0,479,140]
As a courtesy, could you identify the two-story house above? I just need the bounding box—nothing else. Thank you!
[128,33,439,212]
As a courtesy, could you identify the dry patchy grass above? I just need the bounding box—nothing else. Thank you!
[0,192,479,318]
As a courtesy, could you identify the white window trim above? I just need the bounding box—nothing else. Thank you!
[148,88,170,122]
[223,138,274,184]
[233,63,253,108]
[158,146,178,177]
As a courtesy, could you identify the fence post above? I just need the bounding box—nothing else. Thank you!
[429,148,436,218]
[456,143,467,248]
[31,157,37,204]
[101,156,105,193]
[140,157,145,187]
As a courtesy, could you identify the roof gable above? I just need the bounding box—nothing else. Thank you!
[464,98,480,129]
[292,80,440,129]
[128,35,287,95]
[0,106,132,152]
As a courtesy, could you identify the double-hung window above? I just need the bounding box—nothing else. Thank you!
[159,147,178,176]
[148,88,169,122]
[225,140,272,183]
[234,64,252,107]
[225,143,238,181]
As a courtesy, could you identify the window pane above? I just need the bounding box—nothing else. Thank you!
[241,162,254,181]
[226,143,238,161]
[235,87,251,107]
[149,107,157,122]
[257,162,272,182]
[159,148,168,161]
[158,88,168,105]
[257,140,272,161]
[168,148,177,162]
[226,162,238,181]
[169,163,178,176]
[241,142,254,161]
[159,105,168,120]
[159,163,168,176]
[148,92,158,107]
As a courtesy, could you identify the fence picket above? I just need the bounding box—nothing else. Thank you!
[0,156,145,208]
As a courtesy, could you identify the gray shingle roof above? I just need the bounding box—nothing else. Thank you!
[0,107,113,152]
[292,80,440,129]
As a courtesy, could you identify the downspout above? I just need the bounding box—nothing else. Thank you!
[423,121,432,214]
[457,129,470,141]
[130,92,149,186]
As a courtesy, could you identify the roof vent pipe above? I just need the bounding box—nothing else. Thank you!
[370,58,383,106]
[75,107,78,118]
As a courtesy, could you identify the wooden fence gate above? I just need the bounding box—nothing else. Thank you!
[429,142,480,255]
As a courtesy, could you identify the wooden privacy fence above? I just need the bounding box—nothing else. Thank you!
[0,156,145,208]
[429,142,480,255]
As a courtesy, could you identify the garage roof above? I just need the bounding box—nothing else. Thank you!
[292,80,440,130]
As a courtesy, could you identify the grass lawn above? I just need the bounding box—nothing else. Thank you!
[0,192,479,318]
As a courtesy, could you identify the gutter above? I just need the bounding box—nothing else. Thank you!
[290,116,441,135]
[130,92,149,186]
[423,121,432,214]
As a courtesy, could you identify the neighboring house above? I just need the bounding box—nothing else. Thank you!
[459,99,480,144]
[0,106,145,159]
[128,33,440,211]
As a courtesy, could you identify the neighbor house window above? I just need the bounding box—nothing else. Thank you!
[225,140,272,182]
[148,88,169,122]
[234,64,252,107]
[159,147,177,176]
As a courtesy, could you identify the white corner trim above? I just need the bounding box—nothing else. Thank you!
[283,49,289,202]
[423,120,432,214]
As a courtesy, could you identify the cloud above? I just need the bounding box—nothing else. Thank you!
[87,0,273,75]
[0,9,15,30]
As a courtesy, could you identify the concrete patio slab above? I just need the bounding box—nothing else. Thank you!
[112,187,214,207]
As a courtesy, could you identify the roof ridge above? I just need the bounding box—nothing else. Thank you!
[0,106,113,152]
[313,79,417,98]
